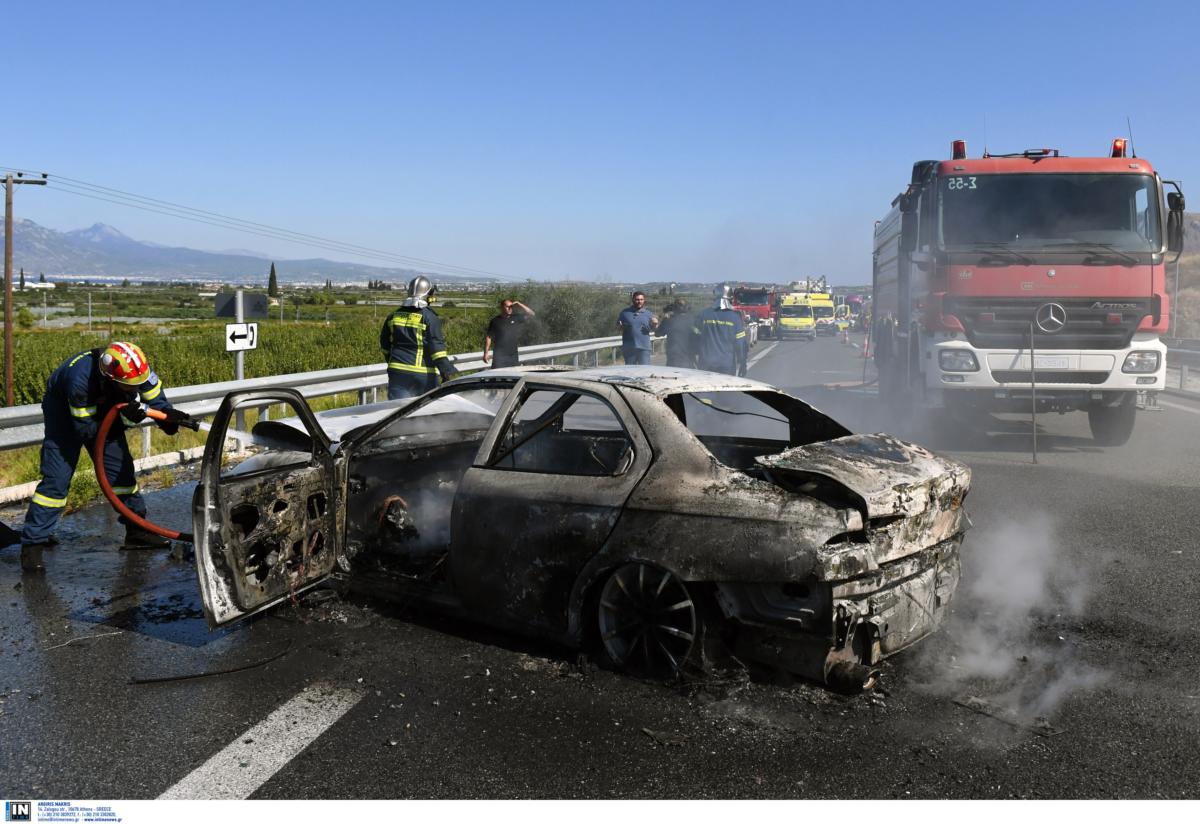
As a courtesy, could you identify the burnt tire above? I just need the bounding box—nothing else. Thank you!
[596,562,707,679]
[1088,395,1136,446]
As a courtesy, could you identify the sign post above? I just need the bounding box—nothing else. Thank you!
[223,289,263,432]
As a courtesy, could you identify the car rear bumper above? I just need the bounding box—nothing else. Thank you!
[716,535,961,687]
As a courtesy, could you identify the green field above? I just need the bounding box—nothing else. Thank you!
[4,282,646,406]
[0,282,651,499]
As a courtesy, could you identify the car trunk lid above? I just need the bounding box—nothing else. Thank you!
[755,433,969,521]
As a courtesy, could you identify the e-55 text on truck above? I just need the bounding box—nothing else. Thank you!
[872,138,1186,445]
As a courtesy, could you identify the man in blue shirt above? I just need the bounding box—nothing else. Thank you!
[616,291,658,365]
[692,284,749,376]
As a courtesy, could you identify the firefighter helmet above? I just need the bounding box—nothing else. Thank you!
[407,276,433,301]
[99,342,151,386]
[714,283,734,310]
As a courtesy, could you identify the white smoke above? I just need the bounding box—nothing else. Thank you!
[912,510,1107,728]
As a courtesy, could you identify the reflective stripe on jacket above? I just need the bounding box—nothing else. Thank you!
[691,308,748,373]
[380,307,450,375]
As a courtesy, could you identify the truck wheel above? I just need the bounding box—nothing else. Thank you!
[1088,395,1136,446]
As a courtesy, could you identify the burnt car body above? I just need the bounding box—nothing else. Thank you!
[192,367,970,690]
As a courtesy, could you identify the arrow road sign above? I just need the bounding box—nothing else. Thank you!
[225,322,258,352]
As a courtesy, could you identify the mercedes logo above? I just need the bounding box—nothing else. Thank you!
[1035,302,1067,334]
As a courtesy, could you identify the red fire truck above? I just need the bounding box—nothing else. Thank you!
[732,285,778,337]
[872,138,1186,445]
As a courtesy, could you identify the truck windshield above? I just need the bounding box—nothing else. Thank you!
[780,305,812,318]
[938,173,1161,252]
[734,290,771,306]
[813,305,834,318]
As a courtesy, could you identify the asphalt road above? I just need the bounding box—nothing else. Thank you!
[2,333,1198,799]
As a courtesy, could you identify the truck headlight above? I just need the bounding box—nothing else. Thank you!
[1122,351,1160,373]
[939,350,979,372]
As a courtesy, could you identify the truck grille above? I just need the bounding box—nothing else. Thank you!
[946,297,1150,350]
[991,370,1110,384]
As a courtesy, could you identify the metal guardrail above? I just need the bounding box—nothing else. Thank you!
[0,335,661,453]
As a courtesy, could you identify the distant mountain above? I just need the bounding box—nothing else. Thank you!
[0,219,495,284]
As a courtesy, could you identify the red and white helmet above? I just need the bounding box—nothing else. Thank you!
[99,341,151,386]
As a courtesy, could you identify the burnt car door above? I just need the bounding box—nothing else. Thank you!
[193,389,345,628]
[337,382,515,587]
[450,377,652,632]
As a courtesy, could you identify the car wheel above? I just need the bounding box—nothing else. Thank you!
[597,562,700,678]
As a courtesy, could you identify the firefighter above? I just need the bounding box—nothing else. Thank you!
[20,342,191,573]
[380,276,460,400]
[659,298,696,368]
[692,283,749,376]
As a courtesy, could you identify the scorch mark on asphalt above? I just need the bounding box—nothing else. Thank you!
[159,681,364,800]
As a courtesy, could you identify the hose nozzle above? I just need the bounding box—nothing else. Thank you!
[142,406,201,431]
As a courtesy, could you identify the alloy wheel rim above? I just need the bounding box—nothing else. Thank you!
[598,563,696,677]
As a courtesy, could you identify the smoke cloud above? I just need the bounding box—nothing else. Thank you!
[911,510,1107,730]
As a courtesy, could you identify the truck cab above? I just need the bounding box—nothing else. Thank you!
[873,138,1186,445]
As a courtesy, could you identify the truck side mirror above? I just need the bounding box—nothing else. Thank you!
[1167,191,1185,212]
[1167,209,1184,254]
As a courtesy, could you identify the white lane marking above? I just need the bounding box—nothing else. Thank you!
[1159,400,1200,416]
[160,681,363,800]
[746,342,778,371]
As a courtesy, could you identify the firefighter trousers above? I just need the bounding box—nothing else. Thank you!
[22,414,146,544]
[386,369,439,400]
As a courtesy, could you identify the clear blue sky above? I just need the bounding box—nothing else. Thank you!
[5,0,1198,284]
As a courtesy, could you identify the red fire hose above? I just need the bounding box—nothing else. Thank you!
[93,403,194,543]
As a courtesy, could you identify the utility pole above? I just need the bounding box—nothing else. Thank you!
[88,292,93,332]
[4,172,47,406]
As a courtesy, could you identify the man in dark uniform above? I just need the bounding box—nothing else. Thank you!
[692,283,749,376]
[19,341,190,573]
[483,298,535,368]
[659,298,696,368]
[380,276,460,399]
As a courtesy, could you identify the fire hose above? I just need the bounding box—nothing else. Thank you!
[93,403,200,544]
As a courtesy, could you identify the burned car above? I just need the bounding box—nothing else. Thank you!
[193,367,970,691]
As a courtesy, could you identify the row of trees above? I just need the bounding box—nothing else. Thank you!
[15,269,48,290]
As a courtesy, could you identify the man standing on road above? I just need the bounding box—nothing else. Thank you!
[692,283,748,376]
[617,291,658,365]
[659,298,696,368]
[483,298,535,368]
[18,342,191,573]
[380,276,460,400]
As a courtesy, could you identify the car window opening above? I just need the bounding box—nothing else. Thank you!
[491,389,634,478]
[666,390,850,472]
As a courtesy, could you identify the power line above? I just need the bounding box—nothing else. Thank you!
[47,176,505,277]
[1,166,512,280]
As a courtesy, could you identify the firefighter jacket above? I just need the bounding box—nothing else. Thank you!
[380,306,456,378]
[45,349,174,442]
[691,307,748,374]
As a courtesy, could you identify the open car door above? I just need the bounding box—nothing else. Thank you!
[193,389,346,628]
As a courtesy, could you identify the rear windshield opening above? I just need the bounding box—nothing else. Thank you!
[664,390,850,471]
